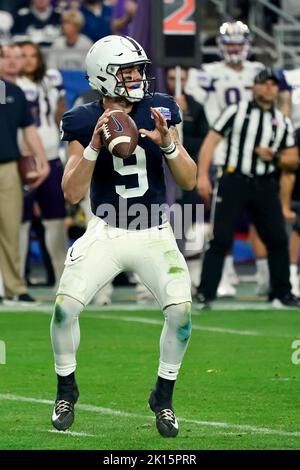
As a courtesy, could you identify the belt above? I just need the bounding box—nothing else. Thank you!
[224,168,276,179]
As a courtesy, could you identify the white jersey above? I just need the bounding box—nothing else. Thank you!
[283,68,300,130]
[17,69,65,160]
[186,60,264,164]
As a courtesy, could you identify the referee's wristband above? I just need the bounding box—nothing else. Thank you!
[160,141,179,160]
[83,143,100,161]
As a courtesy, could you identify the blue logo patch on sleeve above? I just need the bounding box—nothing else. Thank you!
[152,107,171,120]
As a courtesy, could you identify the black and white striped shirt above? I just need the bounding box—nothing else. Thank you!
[213,100,296,176]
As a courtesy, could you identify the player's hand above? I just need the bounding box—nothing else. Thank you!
[90,109,111,150]
[29,160,50,188]
[139,107,172,147]
[282,206,297,224]
[255,146,275,162]
[197,173,212,203]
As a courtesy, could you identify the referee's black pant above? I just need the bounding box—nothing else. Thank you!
[198,172,291,300]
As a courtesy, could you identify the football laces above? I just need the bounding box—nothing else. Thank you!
[102,123,111,140]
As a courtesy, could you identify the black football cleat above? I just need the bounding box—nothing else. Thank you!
[148,391,179,438]
[51,399,76,431]
[51,375,79,431]
[271,293,300,308]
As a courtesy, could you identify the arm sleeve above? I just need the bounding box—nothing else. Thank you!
[60,106,90,149]
[149,94,182,127]
[212,104,238,136]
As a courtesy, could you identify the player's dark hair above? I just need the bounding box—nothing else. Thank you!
[165,66,188,74]
[16,41,46,82]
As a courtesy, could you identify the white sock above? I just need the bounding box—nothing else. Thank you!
[256,258,269,276]
[290,264,298,277]
[223,255,233,275]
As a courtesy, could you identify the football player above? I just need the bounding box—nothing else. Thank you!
[50,35,196,438]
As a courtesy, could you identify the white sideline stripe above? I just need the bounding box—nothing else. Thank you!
[87,314,262,337]
[0,307,262,336]
[45,429,95,437]
[1,300,294,312]
[1,394,300,438]
[0,307,290,337]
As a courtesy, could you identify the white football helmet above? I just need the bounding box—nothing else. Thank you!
[217,21,251,64]
[86,35,153,102]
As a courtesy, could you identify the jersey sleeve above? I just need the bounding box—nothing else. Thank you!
[212,104,238,136]
[185,67,208,104]
[60,107,86,145]
[168,95,181,126]
[153,93,182,126]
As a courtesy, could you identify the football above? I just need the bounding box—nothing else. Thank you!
[101,110,139,159]
[18,155,39,186]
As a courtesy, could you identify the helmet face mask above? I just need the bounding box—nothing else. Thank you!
[110,61,152,101]
[217,21,251,64]
[86,35,154,102]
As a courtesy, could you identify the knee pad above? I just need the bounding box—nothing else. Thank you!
[164,302,192,342]
[53,295,83,325]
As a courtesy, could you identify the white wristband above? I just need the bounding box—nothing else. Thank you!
[83,144,99,161]
[160,141,179,160]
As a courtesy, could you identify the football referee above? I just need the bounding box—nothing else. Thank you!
[196,68,300,308]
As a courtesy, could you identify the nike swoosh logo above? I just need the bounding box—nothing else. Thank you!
[69,247,81,262]
[70,256,81,262]
[111,115,124,133]
[52,410,59,421]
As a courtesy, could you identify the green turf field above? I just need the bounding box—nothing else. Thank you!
[0,306,300,450]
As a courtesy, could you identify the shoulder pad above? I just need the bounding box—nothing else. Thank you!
[46,68,63,88]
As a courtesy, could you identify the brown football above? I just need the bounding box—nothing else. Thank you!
[101,110,139,159]
[18,155,39,185]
